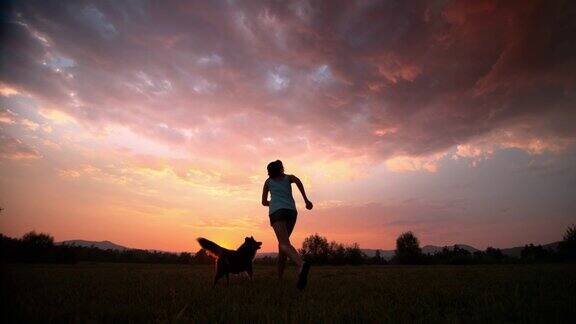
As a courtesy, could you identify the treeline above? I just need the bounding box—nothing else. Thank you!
[390,227,576,265]
[298,234,386,265]
[294,225,576,265]
[0,232,213,264]
[2,224,575,266]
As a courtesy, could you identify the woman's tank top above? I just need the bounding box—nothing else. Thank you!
[268,175,296,215]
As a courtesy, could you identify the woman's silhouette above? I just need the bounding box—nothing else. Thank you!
[262,160,313,290]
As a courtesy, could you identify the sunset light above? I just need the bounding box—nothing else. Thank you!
[2,1,576,322]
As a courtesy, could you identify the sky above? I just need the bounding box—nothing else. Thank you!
[1,0,575,253]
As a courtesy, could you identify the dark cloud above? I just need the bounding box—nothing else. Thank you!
[1,0,575,163]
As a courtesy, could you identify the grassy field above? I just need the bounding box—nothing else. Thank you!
[2,263,576,323]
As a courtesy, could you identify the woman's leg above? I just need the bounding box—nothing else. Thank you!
[277,250,287,279]
[272,221,304,272]
[277,215,296,279]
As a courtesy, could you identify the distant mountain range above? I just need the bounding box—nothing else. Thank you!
[56,239,560,260]
[500,241,559,258]
[58,240,128,251]
[360,243,559,260]
[360,244,479,260]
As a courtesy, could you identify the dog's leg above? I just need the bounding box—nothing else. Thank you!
[213,273,221,288]
[246,267,253,282]
[213,263,224,288]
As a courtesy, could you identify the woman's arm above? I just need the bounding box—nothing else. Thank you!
[261,181,270,206]
[290,175,313,210]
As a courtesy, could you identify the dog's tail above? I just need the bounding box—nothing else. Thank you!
[197,238,227,258]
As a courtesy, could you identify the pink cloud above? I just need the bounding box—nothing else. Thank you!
[1,0,572,169]
[0,131,42,160]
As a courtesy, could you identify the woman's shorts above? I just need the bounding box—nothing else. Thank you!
[269,208,298,234]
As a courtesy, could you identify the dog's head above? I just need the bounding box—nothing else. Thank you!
[245,236,262,251]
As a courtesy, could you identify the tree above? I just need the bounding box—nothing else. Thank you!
[21,231,54,248]
[559,224,576,261]
[429,246,475,265]
[394,231,422,264]
[300,234,330,264]
[448,246,473,265]
[372,249,386,265]
[344,243,365,265]
[21,231,55,262]
[328,241,346,265]
[483,247,505,263]
[521,244,554,263]
[485,247,503,259]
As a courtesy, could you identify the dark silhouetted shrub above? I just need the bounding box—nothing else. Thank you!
[394,231,423,264]
[300,234,330,264]
[559,224,576,261]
